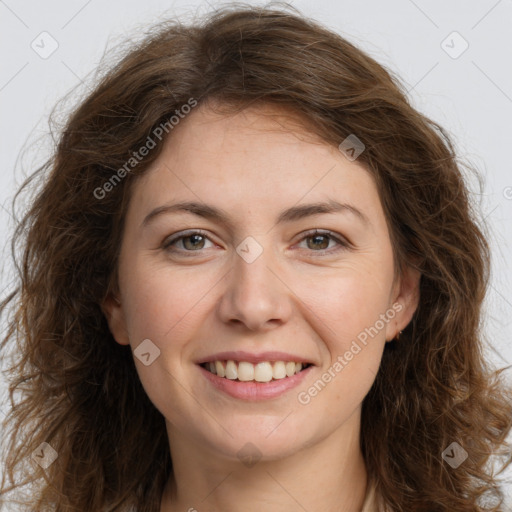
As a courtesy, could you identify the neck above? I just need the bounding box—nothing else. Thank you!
[160,409,368,512]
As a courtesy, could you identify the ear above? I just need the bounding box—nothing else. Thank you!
[385,263,421,342]
[101,293,130,346]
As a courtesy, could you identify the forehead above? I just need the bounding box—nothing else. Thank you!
[154,102,336,172]
[127,103,386,234]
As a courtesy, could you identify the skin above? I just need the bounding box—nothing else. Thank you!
[103,102,420,512]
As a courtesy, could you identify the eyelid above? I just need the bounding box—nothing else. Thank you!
[162,229,214,249]
[294,229,352,253]
[162,228,352,255]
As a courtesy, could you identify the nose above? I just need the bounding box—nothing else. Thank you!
[217,242,292,332]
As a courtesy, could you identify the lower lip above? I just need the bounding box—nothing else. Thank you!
[198,364,314,401]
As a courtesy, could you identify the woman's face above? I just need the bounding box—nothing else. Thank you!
[104,103,419,462]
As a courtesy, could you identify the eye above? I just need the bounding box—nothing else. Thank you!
[162,229,350,257]
[295,229,350,255]
[162,230,216,254]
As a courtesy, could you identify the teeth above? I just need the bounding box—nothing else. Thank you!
[254,362,273,382]
[215,361,225,377]
[273,361,287,379]
[285,361,296,377]
[202,360,309,382]
[225,360,238,380]
[238,361,254,381]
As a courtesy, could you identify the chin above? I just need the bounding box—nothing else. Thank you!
[203,421,313,462]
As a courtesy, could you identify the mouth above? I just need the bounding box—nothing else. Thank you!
[197,359,315,401]
[199,360,314,382]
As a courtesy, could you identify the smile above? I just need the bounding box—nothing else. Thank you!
[198,360,314,401]
[200,360,313,382]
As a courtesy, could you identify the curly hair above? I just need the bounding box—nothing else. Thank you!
[1,3,511,511]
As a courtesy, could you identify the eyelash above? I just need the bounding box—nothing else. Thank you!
[162,229,350,257]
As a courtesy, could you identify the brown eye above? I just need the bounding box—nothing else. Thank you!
[297,229,350,255]
[306,234,330,251]
[180,234,206,250]
[163,230,215,254]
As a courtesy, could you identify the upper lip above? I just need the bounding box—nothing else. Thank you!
[196,350,315,365]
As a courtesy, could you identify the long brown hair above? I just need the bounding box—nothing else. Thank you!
[1,3,511,511]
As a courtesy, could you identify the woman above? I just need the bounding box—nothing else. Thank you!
[1,4,511,511]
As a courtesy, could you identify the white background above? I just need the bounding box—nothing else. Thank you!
[1,0,511,506]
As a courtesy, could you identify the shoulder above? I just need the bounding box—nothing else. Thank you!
[360,478,391,512]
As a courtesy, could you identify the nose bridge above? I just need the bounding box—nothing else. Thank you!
[217,235,290,330]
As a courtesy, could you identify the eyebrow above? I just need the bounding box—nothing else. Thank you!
[141,199,371,229]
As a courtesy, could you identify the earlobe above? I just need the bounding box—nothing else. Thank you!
[101,293,130,346]
[386,264,421,341]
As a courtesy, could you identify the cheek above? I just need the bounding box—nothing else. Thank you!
[117,263,206,414]
[295,261,395,399]
[294,273,391,417]
[120,261,199,344]
[307,267,393,341]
